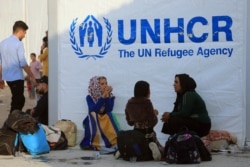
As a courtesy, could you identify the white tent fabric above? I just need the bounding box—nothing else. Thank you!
[0,0,48,63]
[47,0,247,146]
[0,0,247,147]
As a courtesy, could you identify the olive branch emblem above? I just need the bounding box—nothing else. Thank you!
[69,17,112,59]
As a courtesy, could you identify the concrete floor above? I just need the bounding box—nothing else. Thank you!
[0,147,250,167]
[1,86,250,167]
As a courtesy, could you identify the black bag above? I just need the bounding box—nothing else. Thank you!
[42,124,68,150]
[164,131,201,164]
[194,136,212,161]
[0,128,17,155]
[117,130,153,161]
[49,131,68,150]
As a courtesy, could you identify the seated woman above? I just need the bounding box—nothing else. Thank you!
[123,80,162,160]
[80,76,120,153]
[161,74,211,137]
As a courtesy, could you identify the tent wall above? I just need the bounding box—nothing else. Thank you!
[246,1,250,145]
[48,0,59,125]
[48,0,247,146]
[0,0,48,63]
[1,0,248,146]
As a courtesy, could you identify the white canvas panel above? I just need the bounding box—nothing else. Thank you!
[49,0,247,146]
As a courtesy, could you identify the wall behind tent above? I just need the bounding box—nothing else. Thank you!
[0,0,48,64]
[48,0,247,146]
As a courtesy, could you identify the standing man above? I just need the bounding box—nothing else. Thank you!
[0,20,37,113]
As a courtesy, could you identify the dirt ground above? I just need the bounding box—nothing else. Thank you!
[0,85,36,127]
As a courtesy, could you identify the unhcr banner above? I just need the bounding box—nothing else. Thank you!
[50,0,247,145]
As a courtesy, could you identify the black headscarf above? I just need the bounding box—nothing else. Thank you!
[173,74,196,112]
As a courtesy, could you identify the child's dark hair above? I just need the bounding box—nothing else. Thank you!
[30,53,36,57]
[134,80,150,97]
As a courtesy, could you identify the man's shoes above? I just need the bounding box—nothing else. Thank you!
[149,142,161,161]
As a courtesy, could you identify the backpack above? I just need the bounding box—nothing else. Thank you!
[164,131,201,164]
[117,130,153,161]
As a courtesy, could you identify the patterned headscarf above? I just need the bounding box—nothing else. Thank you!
[88,76,102,103]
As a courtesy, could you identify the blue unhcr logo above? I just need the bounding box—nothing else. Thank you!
[69,15,112,59]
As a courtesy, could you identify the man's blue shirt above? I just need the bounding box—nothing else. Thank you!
[0,35,28,81]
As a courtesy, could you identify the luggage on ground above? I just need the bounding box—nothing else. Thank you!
[0,128,18,155]
[19,123,50,155]
[117,130,153,161]
[55,119,77,147]
[164,130,201,164]
[164,128,212,164]
[42,124,68,150]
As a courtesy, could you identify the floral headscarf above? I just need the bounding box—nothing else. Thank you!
[88,76,102,103]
